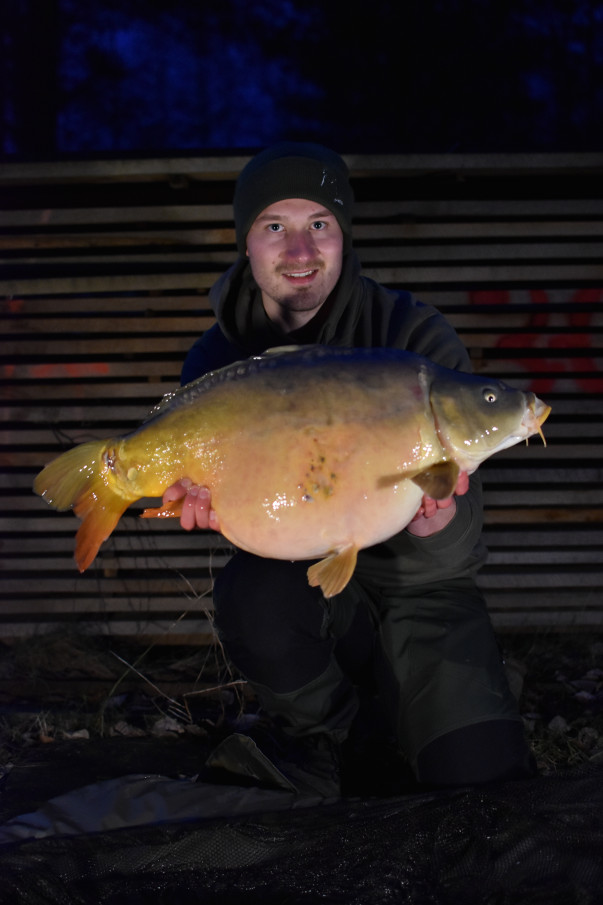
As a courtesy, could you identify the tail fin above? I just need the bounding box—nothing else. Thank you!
[33,441,131,572]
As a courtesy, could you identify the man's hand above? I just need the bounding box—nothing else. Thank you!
[406,470,470,538]
[162,479,220,532]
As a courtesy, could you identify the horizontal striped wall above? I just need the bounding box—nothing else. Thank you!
[1,153,602,639]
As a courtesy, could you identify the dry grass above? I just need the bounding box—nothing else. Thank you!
[1,630,601,776]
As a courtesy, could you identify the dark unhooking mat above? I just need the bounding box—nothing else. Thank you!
[1,762,603,905]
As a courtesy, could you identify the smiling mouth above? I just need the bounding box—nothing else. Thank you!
[283,269,317,279]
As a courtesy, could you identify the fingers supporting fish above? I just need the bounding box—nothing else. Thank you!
[142,481,220,531]
[163,477,193,502]
[180,484,220,532]
[407,496,458,537]
[407,470,468,536]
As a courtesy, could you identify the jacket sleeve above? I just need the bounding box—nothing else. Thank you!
[181,324,247,386]
[369,292,488,582]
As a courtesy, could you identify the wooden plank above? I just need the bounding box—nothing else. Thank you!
[484,549,602,565]
[3,335,196,355]
[0,294,212,313]
[2,197,602,231]
[364,263,603,287]
[0,538,227,562]
[0,575,214,594]
[0,619,216,643]
[0,250,235,268]
[352,198,603,219]
[3,151,603,183]
[4,222,603,251]
[482,526,603,545]
[6,264,603,298]
[2,384,188,406]
[489,611,603,629]
[358,241,603,264]
[0,228,237,249]
[482,507,603,524]
[0,272,218,296]
[477,568,602,588]
[5,310,603,338]
[0,360,184,379]
[354,221,603,240]
[4,240,603,269]
[0,551,232,573]
[2,315,215,336]
[3,194,603,224]
[0,595,214,614]
[3,547,599,572]
[3,566,590,595]
[484,590,601,609]
[0,205,234,227]
[0,155,248,183]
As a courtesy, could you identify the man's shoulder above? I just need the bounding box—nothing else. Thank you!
[180,324,245,385]
[372,284,470,372]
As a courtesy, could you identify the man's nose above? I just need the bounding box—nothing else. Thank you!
[284,229,317,259]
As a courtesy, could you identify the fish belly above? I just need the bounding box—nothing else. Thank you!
[209,420,431,560]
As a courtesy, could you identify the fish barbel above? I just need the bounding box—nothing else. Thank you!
[33,345,550,597]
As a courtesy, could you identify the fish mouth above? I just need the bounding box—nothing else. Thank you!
[523,394,551,445]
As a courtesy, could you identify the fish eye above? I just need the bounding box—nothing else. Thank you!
[483,388,498,403]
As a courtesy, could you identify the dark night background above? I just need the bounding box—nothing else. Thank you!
[1,0,603,160]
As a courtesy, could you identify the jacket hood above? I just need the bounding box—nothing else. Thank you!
[208,251,373,355]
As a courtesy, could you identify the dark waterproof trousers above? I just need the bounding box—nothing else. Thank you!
[213,551,532,786]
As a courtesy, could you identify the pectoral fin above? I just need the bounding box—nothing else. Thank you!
[410,461,460,499]
[307,544,358,598]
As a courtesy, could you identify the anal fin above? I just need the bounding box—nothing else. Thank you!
[307,544,358,598]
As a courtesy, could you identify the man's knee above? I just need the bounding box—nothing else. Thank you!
[213,552,332,690]
[214,553,323,641]
[416,719,535,787]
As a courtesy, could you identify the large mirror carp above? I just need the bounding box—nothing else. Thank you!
[34,345,550,597]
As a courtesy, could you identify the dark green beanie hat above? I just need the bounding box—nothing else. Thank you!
[233,142,354,254]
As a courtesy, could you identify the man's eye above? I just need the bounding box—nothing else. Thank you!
[267,223,283,232]
[311,221,326,230]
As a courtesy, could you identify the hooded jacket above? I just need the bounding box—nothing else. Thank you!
[181,252,488,588]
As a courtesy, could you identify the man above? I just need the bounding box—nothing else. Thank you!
[166,142,532,797]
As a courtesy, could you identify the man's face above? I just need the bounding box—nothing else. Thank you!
[245,198,344,332]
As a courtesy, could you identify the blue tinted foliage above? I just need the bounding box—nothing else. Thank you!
[2,0,603,157]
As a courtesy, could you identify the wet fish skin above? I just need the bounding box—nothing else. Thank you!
[33,345,550,597]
